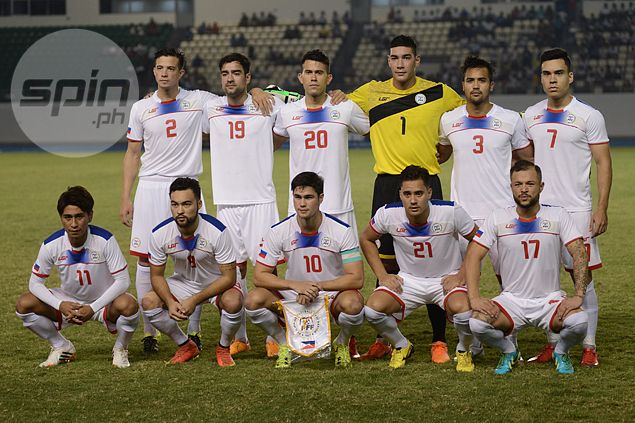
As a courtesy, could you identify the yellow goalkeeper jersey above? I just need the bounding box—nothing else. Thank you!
[349,77,464,175]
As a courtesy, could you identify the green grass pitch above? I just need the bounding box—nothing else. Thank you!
[0,148,634,422]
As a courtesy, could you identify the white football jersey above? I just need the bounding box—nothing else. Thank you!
[370,201,475,278]
[148,213,236,291]
[257,213,362,283]
[205,95,282,205]
[30,226,129,305]
[127,88,218,178]
[474,205,582,298]
[524,97,609,212]
[439,104,530,220]
[273,96,370,214]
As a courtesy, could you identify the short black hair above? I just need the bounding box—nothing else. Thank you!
[400,165,431,188]
[57,186,94,215]
[301,49,330,71]
[169,177,201,200]
[219,52,251,74]
[154,48,186,71]
[540,48,572,72]
[461,55,495,81]
[390,35,417,55]
[291,171,324,196]
[510,160,542,182]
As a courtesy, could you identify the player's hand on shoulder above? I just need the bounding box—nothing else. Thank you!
[119,199,134,227]
[328,89,348,105]
[379,274,404,294]
[250,87,274,116]
[470,297,498,319]
[591,208,608,237]
[441,273,463,295]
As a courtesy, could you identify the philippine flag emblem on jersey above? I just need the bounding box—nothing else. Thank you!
[475,229,483,238]
[127,127,131,134]
[301,340,316,350]
[259,249,267,259]
[33,263,40,272]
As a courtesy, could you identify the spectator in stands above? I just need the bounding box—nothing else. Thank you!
[239,13,249,27]
[210,22,220,34]
[332,11,340,25]
[318,11,327,25]
[191,54,204,70]
[308,12,317,25]
[299,12,308,25]
[318,25,330,39]
[146,18,158,35]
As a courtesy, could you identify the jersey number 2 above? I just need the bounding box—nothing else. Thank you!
[165,119,177,138]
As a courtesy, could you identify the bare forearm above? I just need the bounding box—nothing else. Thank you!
[569,241,590,296]
[596,158,612,212]
[360,238,388,279]
[121,150,140,201]
[151,275,175,306]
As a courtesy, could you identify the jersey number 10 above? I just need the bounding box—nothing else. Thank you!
[303,255,323,272]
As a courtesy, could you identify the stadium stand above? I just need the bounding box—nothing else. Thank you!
[0,22,173,100]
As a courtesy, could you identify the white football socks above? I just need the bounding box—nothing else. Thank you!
[364,306,408,349]
[17,312,69,349]
[469,318,516,354]
[135,264,157,337]
[187,304,203,335]
[219,309,242,347]
[452,310,473,352]
[582,280,598,347]
[245,307,285,344]
[334,310,364,345]
[144,307,187,345]
[555,311,588,355]
[114,310,140,350]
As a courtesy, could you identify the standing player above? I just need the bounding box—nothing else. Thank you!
[344,35,465,361]
[122,48,272,353]
[438,56,533,274]
[467,161,590,375]
[360,166,479,370]
[273,49,370,233]
[16,186,139,368]
[205,53,286,357]
[523,48,612,366]
[142,178,241,366]
[245,172,365,369]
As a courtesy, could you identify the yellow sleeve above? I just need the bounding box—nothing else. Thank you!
[443,84,466,110]
[348,82,372,114]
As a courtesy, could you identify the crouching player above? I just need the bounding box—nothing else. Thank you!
[246,172,364,369]
[360,166,479,370]
[467,161,589,374]
[16,186,139,368]
[143,178,241,367]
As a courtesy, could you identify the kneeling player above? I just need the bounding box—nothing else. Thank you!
[143,178,241,367]
[16,186,139,368]
[246,172,364,368]
[360,166,480,370]
[467,161,589,375]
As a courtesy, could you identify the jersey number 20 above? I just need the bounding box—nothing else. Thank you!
[304,130,328,149]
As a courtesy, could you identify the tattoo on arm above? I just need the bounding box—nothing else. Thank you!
[569,240,590,296]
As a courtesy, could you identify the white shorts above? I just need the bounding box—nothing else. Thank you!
[561,211,602,271]
[50,288,117,333]
[459,218,500,275]
[130,177,206,258]
[492,290,566,335]
[374,272,466,322]
[166,275,242,308]
[217,202,279,265]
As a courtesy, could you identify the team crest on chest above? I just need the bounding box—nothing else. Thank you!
[566,114,576,124]
[491,119,502,129]
[415,93,427,104]
[197,238,207,248]
[431,223,444,234]
[90,251,100,262]
[180,100,191,109]
[539,220,552,231]
[320,236,332,248]
[330,110,341,120]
